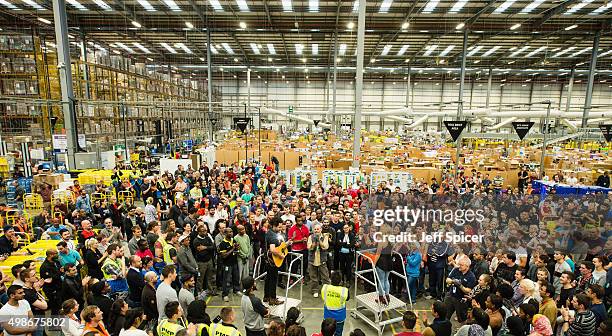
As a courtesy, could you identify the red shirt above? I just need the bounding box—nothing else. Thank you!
[396,332,423,336]
[288,224,309,251]
[136,249,154,259]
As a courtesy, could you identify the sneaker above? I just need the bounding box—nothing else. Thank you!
[223,296,229,302]
[424,294,433,300]
[313,292,319,298]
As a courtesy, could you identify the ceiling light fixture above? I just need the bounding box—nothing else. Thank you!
[524,46,546,57]
[520,0,544,14]
[92,0,111,10]
[175,43,192,54]
[439,45,455,56]
[308,0,318,12]
[422,0,439,13]
[131,20,142,28]
[590,2,612,15]
[185,22,194,29]
[494,0,517,14]
[0,0,19,10]
[295,43,304,55]
[66,0,87,11]
[466,45,483,57]
[347,21,355,30]
[312,44,318,55]
[379,0,393,13]
[37,17,51,24]
[23,0,44,10]
[564,24,577,31]
[509,46,529,57]
[115,42,135,53]
[160,43,177,54]
[236,0,250,12]
[133,42,151,53]
[208,0,223,11]
[162,0,181,11]
[222,43,234,54]
[239,21,247,29]
[281,0,292,12]
[267,44,276,54]
[423,44,438,56]
[455,22,465,30]
[381,45,392,56]
[136,0,155,11]
[510,23,521,30]
[449,0,468,13]
[565,0,594,15]
[552,47,575,57]
[397,45,409,56]
[250,43,261,54]
[401,22,409,29]
[339,44,347,56]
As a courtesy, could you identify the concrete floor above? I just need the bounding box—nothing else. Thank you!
[204,278,457,336]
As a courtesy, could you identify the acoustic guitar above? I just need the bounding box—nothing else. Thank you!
[269,241,289,267]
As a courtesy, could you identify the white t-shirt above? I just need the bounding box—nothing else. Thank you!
[119,329,149,336]
[0,300,32,336]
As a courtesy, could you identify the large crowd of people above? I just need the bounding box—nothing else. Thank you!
[0,161,608,336]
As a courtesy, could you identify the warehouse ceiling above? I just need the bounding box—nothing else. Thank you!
[1,0,612,76]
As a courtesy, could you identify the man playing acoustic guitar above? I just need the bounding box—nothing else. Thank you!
[264,217,291,305]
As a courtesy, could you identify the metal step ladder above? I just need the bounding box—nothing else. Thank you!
[253,251,304,319]
[351,249,413,336]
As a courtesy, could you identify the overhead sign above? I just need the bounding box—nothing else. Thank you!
[313,120,320,127]
[444,121,468,142]
[234,117,250,133]
[600,124,612,142]
[50,116,58,129]
[512,121,535,140]
[288,106,294,114]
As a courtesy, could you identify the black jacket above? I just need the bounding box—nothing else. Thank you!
[126,268,145,303]
[39,259,62,297]
[192,234,215,263]
[61,275,84,305]
[141,283,158,321]
[91,294,113,324]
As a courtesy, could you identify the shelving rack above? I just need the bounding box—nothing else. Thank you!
[0,33,222,154]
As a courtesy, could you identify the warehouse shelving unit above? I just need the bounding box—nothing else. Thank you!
[0,33,222,153]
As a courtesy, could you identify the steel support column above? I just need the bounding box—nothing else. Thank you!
[352,0,366,168]
[207,29,214,140]
[455,29,468,178]
[80,31,91,100]
[53,0,77,169]
[565,67,575,112]
[581,30,599,128]
[332,33,338,134]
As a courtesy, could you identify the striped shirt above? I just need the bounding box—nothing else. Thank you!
[565,310,597,336]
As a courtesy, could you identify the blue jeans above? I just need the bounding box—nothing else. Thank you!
[335,320,344,336]
[375,267,390,296]
[407,276,418,303]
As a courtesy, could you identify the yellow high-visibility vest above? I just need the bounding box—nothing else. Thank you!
[208,323,242,336]
[197,324,210,336]
[163,240,176,265]
[157,319,184,336]
[321,284,348,310]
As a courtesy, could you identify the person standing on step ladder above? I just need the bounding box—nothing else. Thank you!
[321,271,349,336]
[264,217,286,306]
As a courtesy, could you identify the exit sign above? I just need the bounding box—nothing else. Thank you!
[288,106,294,113]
